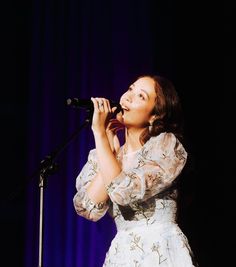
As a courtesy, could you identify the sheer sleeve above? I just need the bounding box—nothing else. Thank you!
[106,133,187,206]
[73,149,109,222]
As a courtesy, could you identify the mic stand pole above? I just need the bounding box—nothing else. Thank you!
[37,113,92,267]
[38,172,46,267]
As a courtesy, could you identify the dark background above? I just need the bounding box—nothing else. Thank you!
[1,0,230,266]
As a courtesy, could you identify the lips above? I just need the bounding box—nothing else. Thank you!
[121,104,129,111]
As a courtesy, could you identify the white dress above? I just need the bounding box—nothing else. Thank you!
[73,132,198,267]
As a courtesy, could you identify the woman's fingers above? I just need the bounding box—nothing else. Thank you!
[107,119,125,130]
[91,97,112,113]
[91,97,100,111]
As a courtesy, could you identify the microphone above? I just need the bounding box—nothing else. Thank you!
[66,98,123,114]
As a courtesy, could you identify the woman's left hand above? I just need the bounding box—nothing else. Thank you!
[106,118,125,153]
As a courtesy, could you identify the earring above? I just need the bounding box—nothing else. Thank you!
[149,122,153,133]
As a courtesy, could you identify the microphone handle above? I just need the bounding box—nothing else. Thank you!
[67,98,123,113]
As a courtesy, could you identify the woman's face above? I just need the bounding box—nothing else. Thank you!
[119,76,157,128]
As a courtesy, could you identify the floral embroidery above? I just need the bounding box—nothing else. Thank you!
[129,233,144,253]
[88,159,98,175]
[133,259,141,267]
[151,242,167,264]
[73,133,197,266]
[114,243,119,255]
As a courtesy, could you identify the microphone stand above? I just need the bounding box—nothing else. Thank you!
[37,110,92,267]
[37,104,123,266]
[2,102,122,267]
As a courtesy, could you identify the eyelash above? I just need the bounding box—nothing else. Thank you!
[138,93,145,100]
[127,88,145,100]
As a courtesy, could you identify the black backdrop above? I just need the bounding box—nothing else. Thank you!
[1,0,230,266]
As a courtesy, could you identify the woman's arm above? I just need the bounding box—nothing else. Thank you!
[86,98,123,204]
[73,150,109,222]
[106,133,188,206]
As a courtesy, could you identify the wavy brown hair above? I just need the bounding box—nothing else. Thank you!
[139,75,184,144]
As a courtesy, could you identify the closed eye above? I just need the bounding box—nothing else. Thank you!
[138,93,145,100]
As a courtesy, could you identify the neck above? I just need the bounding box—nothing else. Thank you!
[124,127,146,153]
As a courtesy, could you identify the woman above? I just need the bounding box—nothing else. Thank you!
[73,75,197,266]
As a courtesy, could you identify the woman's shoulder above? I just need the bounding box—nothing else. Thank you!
[87,148,97,160]
[144,132,187,158]
[146,132,177,146]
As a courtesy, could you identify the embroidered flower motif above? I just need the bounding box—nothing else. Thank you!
[133,259,141,267]
[88,159,98,176]
[74,134,196,266]
[175,143,187,161]
[129,233,144,253]
[151,242,167,264]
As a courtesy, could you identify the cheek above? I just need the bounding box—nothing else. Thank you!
[137,113,151,124]
[135,106,154,123]
[125,111,150,126]
[135,104,153,115]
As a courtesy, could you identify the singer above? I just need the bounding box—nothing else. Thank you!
[73,74,198,266]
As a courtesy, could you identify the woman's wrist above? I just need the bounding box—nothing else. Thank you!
[92,129,107,138]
